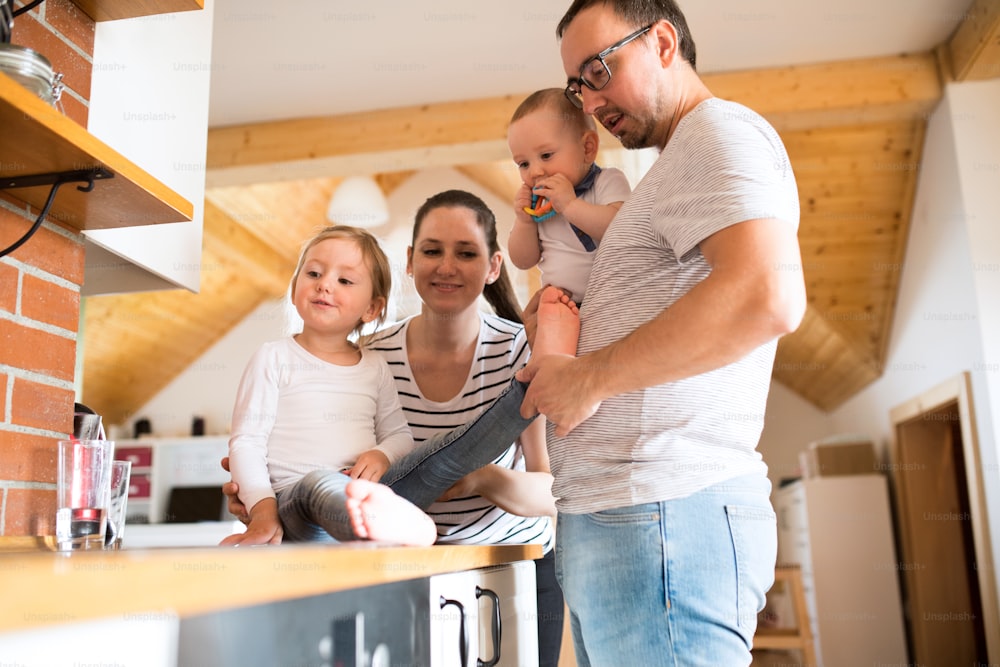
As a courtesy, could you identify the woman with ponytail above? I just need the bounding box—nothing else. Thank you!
[365,190,563,665]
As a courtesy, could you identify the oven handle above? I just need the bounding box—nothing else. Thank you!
[440,596,469,666]
[476,586,501,667]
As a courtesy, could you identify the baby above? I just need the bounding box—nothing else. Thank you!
[507,88,631,303]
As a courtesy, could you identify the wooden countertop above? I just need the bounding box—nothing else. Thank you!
[0,542,541,634]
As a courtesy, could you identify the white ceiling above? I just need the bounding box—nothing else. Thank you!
[207,0,973,128]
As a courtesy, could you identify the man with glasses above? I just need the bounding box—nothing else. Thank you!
[518,1,806,664]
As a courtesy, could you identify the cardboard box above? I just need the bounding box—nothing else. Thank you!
[803,437,878,477]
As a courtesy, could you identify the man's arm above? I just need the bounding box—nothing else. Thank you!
[518,217,806,435]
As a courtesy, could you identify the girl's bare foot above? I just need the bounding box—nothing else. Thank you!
[345,479,437,546]
[532,286,580,357]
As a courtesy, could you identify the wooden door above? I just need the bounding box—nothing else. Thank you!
[889,372,1000,664]
[893,402,986,663]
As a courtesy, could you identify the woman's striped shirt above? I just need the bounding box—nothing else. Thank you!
[367,313,554,551]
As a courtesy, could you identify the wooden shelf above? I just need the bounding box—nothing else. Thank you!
[0,72,193,231]
[70,0,204,22]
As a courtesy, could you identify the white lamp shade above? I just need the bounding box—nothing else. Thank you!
[326,176,390,228]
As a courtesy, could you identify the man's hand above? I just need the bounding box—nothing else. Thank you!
[517,355,602,436]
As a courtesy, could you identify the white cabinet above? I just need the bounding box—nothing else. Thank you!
[774,475,908,667]
[430,570,481,667]
[430,562,538,667]
[476,561,539,667]
[83,0,214,295]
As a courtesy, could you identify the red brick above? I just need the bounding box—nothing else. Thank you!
[14,11,93,102]
[0,319,77,382]
[21,274,80,331]
[41,0,96,55]
[4,487,57,536]
[58,90,89,127]
[0,429,59,482]
[0,374,6,420]
[11,377,76,433]
[0,212,85,285]
[0,262,18,314]
[0,208,35,258]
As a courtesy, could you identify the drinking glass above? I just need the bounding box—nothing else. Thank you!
[56,439,114,550]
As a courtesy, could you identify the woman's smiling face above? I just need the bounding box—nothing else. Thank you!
[407,205,502,316]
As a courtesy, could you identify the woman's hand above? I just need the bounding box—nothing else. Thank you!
[437,468,486,502]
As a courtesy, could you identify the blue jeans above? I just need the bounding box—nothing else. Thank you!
[278,379,533,541]
[555,473,776,667]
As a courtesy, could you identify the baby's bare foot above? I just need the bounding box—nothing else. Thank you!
[345,479,437,546]
[532,286,580,357]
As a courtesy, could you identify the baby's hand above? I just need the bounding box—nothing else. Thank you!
[531,174,576,214]
[514,183,535,224]
[350,449,390,482]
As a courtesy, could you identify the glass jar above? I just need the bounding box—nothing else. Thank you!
[0,42,64,107]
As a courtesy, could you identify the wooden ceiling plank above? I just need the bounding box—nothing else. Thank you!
[946,0,1000,81]
[870,120,926,369]
[202,201,296,298]
[773,306,881,410]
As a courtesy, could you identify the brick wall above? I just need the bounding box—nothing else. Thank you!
[0,0,95,536]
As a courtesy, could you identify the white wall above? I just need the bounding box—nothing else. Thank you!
[949,80,1000,501]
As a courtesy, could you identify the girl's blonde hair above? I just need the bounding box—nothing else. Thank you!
[290,225,392,335]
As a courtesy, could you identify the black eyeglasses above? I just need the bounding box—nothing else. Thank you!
[564,23,654,109]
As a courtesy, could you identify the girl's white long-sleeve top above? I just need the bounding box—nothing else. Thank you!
[228,337,413,512]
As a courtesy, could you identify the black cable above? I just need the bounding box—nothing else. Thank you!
[12,0,45,18]
[0,180,63,258]
[1,0,12,43]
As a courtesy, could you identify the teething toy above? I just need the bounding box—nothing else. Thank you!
[524,193,556,222]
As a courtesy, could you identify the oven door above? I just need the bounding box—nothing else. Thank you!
[178,577,428,666]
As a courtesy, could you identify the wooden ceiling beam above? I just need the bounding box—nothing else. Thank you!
[206,52,941,188]
[705,52,941,132]
[943,0,1000,82]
